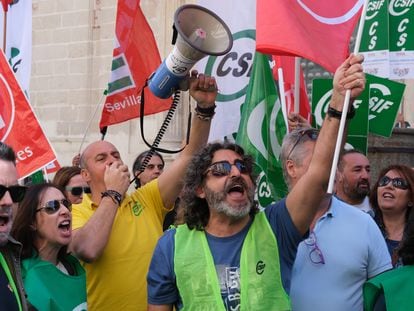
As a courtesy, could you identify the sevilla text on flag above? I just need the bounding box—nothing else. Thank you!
[99,0,171,130]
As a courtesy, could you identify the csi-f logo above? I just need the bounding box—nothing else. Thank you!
[368,83,395,120]
[256,260,266,275]
[204,29,255,102]
[296,0,364,24]
[314,89,361,127]
[0,74,15,142]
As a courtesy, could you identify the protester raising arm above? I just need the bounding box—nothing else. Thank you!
[286,54,365,235]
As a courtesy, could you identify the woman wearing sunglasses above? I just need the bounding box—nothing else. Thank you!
[53,166,90,204]
[370,164,414,266]
[364,209,414,311]
[11,183,87,310]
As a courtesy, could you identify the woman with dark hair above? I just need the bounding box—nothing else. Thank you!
[53,166,90,204]
[370,164,414,266]
[132,150,181,230]
[364,209,414,311]
[132,150,165,189]
[11,183,87,310]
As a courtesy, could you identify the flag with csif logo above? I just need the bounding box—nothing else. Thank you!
[99,0,171,130]
[256,0,364,73]
[0,50,58,178]
[236,52,288,206]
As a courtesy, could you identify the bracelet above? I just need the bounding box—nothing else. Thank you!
[195,112,215,121]
[195,104,216,121]
[195,104,216,115]
[101,190,122,206]
[327,104,355,120]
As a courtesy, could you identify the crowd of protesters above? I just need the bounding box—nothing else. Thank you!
[1,56,414,311]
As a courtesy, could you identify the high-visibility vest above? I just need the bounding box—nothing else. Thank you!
[175,212,291,311]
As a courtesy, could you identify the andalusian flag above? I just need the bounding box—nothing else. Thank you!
[236,52,287,206]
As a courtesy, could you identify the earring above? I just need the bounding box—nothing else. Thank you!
[408,202,413,208]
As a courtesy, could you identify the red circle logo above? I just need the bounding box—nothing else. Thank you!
[0,74,15,141]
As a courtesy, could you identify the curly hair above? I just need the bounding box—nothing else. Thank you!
[370,164,414,239]
[182,142,259,230]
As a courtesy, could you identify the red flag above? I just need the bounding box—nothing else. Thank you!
[99,0,171,129]
[273,56,311,122]
[45,159,61,174]
[256,0,364,73]
[0,50,58,178]
[1,0,13,12]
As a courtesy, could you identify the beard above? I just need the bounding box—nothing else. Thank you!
[344,180,370,201]
[204,176,254,220]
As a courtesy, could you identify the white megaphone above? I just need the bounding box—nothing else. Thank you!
[148,4,233,99]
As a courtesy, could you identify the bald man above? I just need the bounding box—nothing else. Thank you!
[70,72,218,310]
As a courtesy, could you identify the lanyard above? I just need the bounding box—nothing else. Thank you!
[0,252,22,311]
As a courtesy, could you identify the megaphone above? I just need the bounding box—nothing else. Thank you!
[148,4,233,99]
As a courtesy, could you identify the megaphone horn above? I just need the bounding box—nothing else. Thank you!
[148,4,233,99]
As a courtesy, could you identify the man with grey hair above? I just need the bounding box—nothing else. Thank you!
[0,142,28,310]
[285,135,391,308]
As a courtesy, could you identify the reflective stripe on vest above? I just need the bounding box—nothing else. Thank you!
[174,211,291,311]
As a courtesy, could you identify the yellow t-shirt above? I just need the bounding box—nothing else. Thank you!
[72,179,171,311]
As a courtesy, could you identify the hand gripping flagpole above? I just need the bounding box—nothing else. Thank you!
[327,0,368,194]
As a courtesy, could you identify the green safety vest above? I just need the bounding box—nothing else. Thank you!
[364,265,414,311]
[22,254,87,311]
[174,211,291,311]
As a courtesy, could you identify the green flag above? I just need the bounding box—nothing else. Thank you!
[236,52,287,207]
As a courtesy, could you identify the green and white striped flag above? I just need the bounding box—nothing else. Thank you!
[236,52,288,207]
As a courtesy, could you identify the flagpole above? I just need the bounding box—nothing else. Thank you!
[277,68,289,132]
[294,57,300,113]
[327,0,369,194]
[78,92,106,155]
[2,7,7,52]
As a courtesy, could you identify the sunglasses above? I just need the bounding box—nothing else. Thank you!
[304,230,325,265]
[287,128,319,160]
[65,186,91,196]
[0,185,27,203]
[204,159,250,177]
[378,176,409,190]
[36,199,72,214]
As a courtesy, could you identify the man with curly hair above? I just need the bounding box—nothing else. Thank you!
[147,55,367,310]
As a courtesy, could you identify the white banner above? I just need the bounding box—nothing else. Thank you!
[0,0,32,93]
[196,0,256,141]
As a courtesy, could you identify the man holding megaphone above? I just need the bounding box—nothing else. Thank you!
[69,69,219,311]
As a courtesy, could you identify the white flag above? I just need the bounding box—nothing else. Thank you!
[0,0,32,93]
[196,0,256,141]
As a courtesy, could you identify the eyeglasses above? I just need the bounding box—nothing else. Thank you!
[378,176,409,190]
[204,159,250,177]
[304,230,325,265]
[0,185,27,203]
[65,186,91,196]
[36,199,72,214]
[287,128,319,160]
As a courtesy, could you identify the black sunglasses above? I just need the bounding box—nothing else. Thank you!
[287,128,319,160]
[204,159,250,177]
[0,185,27,203]
[65,186,91,196]
[378,176,409,190]
[36,199,72,214]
